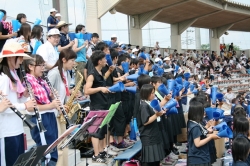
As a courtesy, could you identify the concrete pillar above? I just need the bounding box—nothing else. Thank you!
[85,0,102,37]
[209,29,220,54]
[171,24,182,53]
[195,28,201,49]
[129,15,142,46]
[52,0,68,22]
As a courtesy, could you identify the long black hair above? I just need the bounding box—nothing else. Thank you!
[0,57,17,83]
[51,49,77,81]
[232,137,250,162]
[188,97,204,123]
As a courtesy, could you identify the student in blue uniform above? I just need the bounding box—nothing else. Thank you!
[138,84,165,166]
[187,97,220,166]
[232,137,250,166]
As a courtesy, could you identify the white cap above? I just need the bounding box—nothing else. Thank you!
[48,28,61,36]
[155,57,161,62]
[55,13,61,17]
[132,48,139,53]
[111,34,117,38]
[164,57,170,61]
[50,8,57,12]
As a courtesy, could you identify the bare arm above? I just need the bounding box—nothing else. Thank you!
[84,75,109,95]
[57,41,74,52]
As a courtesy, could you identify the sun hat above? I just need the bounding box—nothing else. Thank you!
[56,21,72,28]
[0,42,33,62]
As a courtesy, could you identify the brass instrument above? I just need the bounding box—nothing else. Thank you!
[60,69,83,123]
[43,72,73,128]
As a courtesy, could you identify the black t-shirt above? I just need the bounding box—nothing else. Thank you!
[85,59,95,76]
[116,67,129,101]
[187,121,210,164]
[133,90,140,118]
[112,68,121,102]
[138,101,161,145]
[0,22,9,52]
[58,32,70,47]
[89,68,108,110]
[101,65,113,87]
[229,45,234,51]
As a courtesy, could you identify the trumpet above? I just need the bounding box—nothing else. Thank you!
[20,65,47,133]
[0,95,37,130]
[43,72,73,128]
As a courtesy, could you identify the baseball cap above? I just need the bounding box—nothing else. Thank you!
[164,57,170,61]
[50,8,57,12]
[48,28,61,36]
[111,34,117,38]
[55,13,61,17]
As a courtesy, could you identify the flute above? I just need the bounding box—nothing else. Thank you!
[0,95,37,130]
[20,65,47,133]
[43,72,73,128]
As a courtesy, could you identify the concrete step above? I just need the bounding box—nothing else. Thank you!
[76,158,115,166]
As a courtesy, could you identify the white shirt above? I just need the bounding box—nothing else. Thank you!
[0,73,27,138]
[59,70,68,104]
[87,47,92,57]
[36,41,59,67]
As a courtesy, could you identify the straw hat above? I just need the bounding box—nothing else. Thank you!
[0,42,32,62]
[56,21,72,28]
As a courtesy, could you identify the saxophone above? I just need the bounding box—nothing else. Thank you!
[60,69,83,123]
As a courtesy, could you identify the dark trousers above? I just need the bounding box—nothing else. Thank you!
[4,133,24,166]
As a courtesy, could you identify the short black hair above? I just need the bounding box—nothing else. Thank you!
[91,50,105,67]
[92,33,99,38]
[137,74,151,90]
[16,13,26,23]
[75,24,85,33]
[0,9,6,15]
[96,42,108,52]
[188,97,204,123]
[117,54,127,66]
[130,58,139,66]
[232,137,250,162]
[140,84,154,100]
[110,48,118,61]
[151,76,162,84]
[233,116,249,136]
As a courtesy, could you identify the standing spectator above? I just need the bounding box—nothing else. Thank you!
[17,23,32,53]
[55,13,61,23]
[155,41,160,49]
[73,24,88,86]
[36,28,60,70]
[56,21,74,52]
[0,9,17,52]
[16,13,27,24]
[229,43,234,52]
[164,48,169,58]
[30,25,44,52]
[47,8,58,32]
[87,33,99,58]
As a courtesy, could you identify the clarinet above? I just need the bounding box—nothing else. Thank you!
[20,65,47,133]
[43,72,73,128]
[0,95,37,130]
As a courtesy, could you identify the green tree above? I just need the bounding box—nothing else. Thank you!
[201,44,210,50]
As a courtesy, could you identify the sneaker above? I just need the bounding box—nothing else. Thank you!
[116,141,133,150]
[124,138,135,146]
[99,151,113,158]
[172,147,179,155]
[109,144,120,152]
[169,152,179,160]
[104,146,118,156]
[92,154,106,163]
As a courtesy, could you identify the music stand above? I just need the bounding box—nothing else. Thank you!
[13,145,49,166]
[43,125,79,156]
